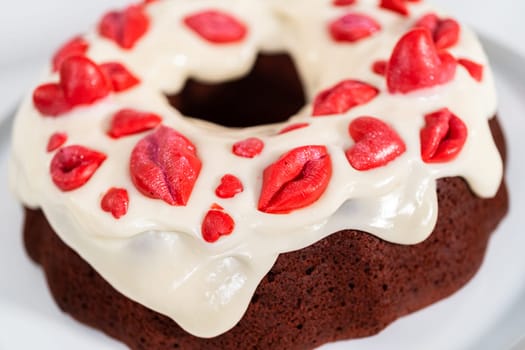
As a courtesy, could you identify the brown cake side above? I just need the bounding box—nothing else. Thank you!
[23,118,508,350]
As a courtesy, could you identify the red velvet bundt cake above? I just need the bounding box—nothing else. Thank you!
[10,0,508,349]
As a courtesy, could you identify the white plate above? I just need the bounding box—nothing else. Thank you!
[1,37,525,350]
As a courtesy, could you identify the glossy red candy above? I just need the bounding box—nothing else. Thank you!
[101,188,129,219]
[184,10,247,44]
[329,13,381,43]
[50,145,107,191]
[60,56,112,105]
[458,58,484,82]
[333,0,356,5]
[201,209,235,243]
[346,117,406,170]
[98,5,149,49]
[52,36,89,71]
[130,126,201,206]
[232,137,264,158]
[420,108,468,163]
[313,80,379,116]
[380,0,409,16]
[47,132,68,152]
[100,62,140,92]
[386,28,457,94]
[108,109,162,138]
[371,60,388,76]
[278,123,310,135]
[414,13,460,50]
[215,174,244,199]
[258,145,332,214]
[33,83,72,116]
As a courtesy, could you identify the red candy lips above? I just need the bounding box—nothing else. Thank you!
[184,10,247,44]
[130,126,201,206]
[108,109,162,139]
[420,108,468,163]
[313,80,379,116]
[258,146,332,214]
[50,145,107,191]
[330,13,381,43]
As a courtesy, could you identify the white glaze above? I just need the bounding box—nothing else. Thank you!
[9,0,502,338]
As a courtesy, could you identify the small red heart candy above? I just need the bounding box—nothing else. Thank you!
[386,28,457,94]
[232,137,264,158]
[201,209,235,243]
[215,174,244,199]
[101,188,130,219]
[346,116,406,170]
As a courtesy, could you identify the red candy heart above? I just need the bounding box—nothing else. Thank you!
[60,56,112,106]
[346,117,406,170]
[329,13,381,43]
[215,174,244,199]
[33,83,72,117]
[313,80,379,116]
[47,132,68,152]
[201,209,235,243]
[278,123,310,135]
[99,5,149,49]
[130,126,201,206]
[414,13,460,50]
[386,28,457,94]
[108,109,162,138]
[50,145,107,191]
[100,62,140,92]
[101,187,129,219]
[458,58,484,82]
[184,10,247,44]
[420,108,467,163]
[333,0,356,5]
[258,145,332,214]
[52,36,89,71]
[232,137,264,158]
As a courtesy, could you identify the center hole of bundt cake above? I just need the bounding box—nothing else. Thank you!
[167,53,306,128]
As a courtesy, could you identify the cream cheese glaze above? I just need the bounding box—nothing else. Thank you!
[9,0,502,338]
